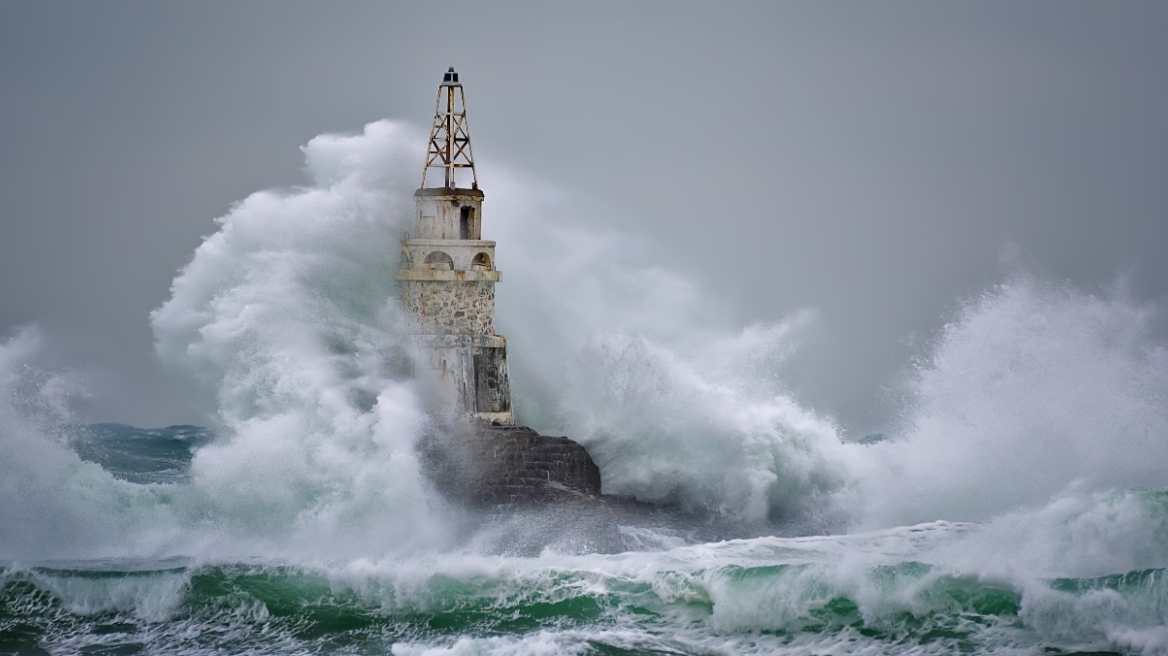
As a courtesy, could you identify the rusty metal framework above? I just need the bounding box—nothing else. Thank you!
[421,67,478,190]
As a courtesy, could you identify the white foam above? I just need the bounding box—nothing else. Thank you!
[3,116,1167,587]
[0,329,182,560]
[849,277,1168,529]
[151,121,452,558]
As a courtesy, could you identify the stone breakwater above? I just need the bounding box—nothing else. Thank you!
[421,424,602,505]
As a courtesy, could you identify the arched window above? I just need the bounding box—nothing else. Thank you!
[471,252,492,271]
[424,251,454,270]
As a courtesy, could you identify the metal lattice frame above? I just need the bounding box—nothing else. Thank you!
[421,68,478,189]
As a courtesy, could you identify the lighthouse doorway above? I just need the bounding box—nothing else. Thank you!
[459,206,475,239]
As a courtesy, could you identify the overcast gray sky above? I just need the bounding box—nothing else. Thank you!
[2,1,1166,429]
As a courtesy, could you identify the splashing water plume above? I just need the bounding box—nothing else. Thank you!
[147,119,855,545]
[851,277,1168,528]
[151,122,449,558]
[1,117,1167,654]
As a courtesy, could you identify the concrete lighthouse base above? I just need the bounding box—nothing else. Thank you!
[420,424,602,506]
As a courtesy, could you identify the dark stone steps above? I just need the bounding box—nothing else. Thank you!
[420,424,602,505]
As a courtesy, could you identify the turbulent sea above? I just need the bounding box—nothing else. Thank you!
[4,121,1168,654]
[7,439,1168,656]
[6,426,1168,656]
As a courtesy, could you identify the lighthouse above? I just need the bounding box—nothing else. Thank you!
[397,67,514,426]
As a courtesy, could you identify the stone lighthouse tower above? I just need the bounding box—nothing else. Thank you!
[397,67,513,425]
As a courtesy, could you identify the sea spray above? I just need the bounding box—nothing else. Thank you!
[151,120,451,557]
[850,276,1168,528]
[0,329,184,561]
[483,169,850,523]
[7,117,1168,552]
[150,118,852,537]
[2,114,1168,653]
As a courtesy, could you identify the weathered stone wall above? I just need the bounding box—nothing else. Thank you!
[421,424,602,505]
[400,281,495,334]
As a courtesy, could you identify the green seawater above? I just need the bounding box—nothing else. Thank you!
[2,559,1161,655]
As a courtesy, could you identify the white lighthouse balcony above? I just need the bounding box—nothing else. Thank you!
[396,269,500,282]
[397,238,500,281]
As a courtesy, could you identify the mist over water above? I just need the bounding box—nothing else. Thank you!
[853,277,1168,528]
[147,119,856,544]
[484,171,849,523]
[2,120,1168,654]
[150,121,449,559]
[0,328,179,560]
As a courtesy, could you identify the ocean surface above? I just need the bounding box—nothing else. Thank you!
[3,120,1167,654]
[3,424,1166,655]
